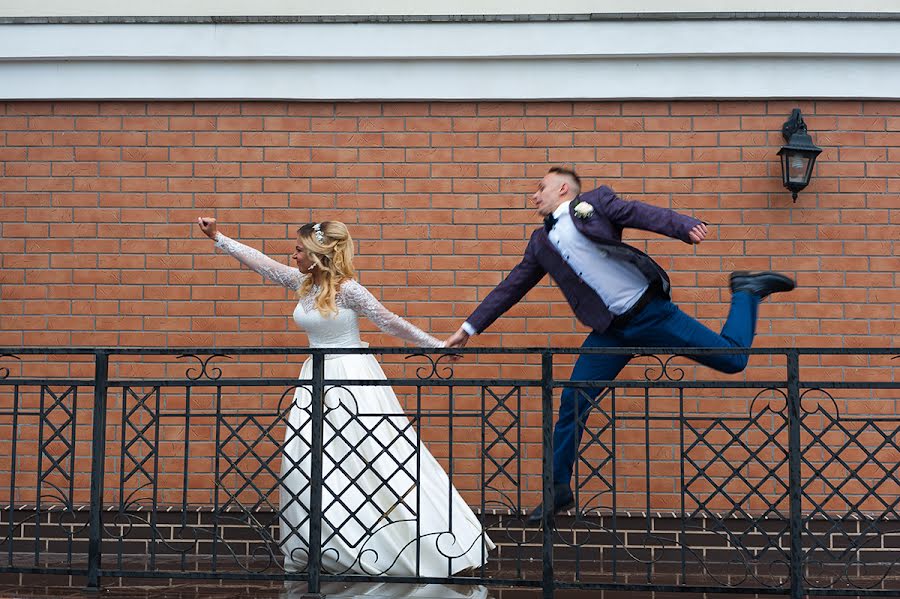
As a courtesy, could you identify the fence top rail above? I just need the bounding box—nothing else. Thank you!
[0,346,899,356]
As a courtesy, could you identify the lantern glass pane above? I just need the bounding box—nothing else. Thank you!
[787,153,810,183]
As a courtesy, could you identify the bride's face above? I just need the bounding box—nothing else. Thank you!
[292,239,315,272]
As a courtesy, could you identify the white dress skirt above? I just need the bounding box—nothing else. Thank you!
[279,351,495,577]
[281,581,489,599]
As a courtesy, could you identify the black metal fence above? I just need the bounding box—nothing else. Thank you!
[1,346,899,599]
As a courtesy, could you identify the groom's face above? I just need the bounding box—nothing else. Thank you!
[531,173,567,217]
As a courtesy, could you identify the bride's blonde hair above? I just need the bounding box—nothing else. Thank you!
[297,221,356,316]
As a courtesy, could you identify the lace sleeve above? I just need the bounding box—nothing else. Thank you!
[339,280,444,348]
[214,233,303,290]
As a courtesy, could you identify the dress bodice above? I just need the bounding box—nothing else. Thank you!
[293,304,365,348]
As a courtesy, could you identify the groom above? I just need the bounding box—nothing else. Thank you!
[445,167,795,523]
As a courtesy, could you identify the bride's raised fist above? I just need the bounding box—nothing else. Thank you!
[197,217,218,239]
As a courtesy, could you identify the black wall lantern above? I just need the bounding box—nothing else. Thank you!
[777,108,822,202]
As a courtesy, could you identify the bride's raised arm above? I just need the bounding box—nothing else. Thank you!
[340,279,444,348]
[198,217,303,290]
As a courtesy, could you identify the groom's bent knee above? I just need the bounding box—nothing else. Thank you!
[718,354,749,375]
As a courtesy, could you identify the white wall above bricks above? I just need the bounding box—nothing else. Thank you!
[2,19,900,100]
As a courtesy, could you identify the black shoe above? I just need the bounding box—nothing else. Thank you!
[729,271,795,300]
[526,486,574,524]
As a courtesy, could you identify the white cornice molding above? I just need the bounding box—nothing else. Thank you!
[3,21,900,59]
[1,0,899,17]
[2,20,899,99]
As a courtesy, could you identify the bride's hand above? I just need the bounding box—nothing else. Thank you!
[198,217,218,239]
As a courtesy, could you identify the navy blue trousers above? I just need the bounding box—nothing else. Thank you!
[552,291,759,486]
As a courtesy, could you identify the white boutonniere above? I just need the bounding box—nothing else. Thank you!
[573,201,594,219]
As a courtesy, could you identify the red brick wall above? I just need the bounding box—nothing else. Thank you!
[1,100,898,511]
[2,100,898,349]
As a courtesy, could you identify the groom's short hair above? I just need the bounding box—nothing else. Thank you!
[548,166,581,196]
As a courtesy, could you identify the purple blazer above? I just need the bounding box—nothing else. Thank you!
[466,185,702,335]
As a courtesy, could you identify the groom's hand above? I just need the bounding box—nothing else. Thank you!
[444,327,470,361]
[446,327,470,348]
[688,222,708,244]
[444,327,469,362]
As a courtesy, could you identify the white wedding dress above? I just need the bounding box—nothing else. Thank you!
[214,234,494,577]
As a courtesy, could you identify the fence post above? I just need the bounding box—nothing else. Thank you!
[86,350,110,591]
[541,352,555,599]
[305,351,325,598]
[786,349,803,599]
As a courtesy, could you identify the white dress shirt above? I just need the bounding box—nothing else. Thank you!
[548,200,648,315]
[462,200,648,336]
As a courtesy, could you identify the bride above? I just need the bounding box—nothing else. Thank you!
[197,217,494,577]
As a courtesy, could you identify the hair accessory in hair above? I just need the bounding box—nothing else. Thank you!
[312,223,325,244]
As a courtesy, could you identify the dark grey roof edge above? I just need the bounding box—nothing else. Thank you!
[2,12,900,25]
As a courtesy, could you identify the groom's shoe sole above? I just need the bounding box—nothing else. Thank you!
[729,271,796,299]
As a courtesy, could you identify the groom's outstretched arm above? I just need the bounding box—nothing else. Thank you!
[589,185,706,244]
[447,233,546,348]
